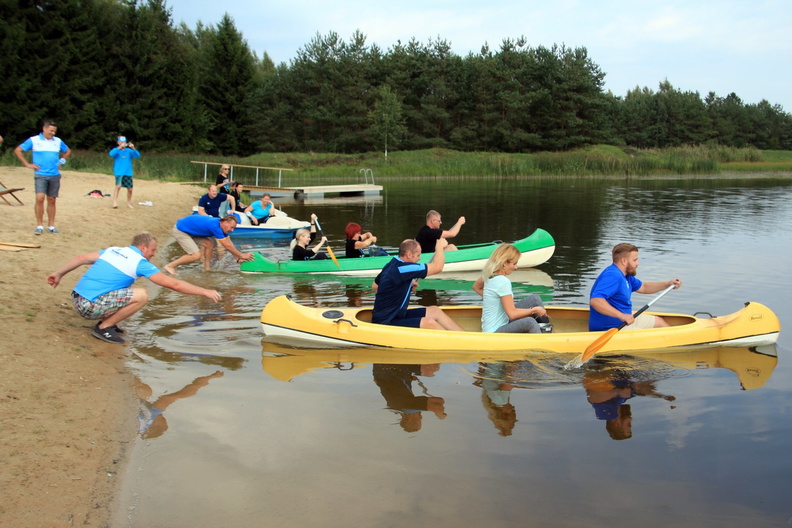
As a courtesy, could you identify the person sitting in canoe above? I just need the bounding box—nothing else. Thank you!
[345,222,386,257]
[291,215,328,260]
[371,238,465,331]
[415,209,465,252]
[472,243,549,333]
[244,193,275,225]
[589,243,682,331]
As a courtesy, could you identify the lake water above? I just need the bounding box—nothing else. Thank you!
[114,176,792,527]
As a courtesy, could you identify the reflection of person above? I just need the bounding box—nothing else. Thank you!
[291,214,328,260]
[473,243,548,333]
[584,369,675,440]
[345,222,381,257]
[164,215,253,274]
[372,238,464,330]
[135,371,224,439]
[228,181,247,212]
[373,363,446,433]
[215,165,231,192]
[198,185,236,218]
[415,209,465,252]
[589,243,682,331]
[108,135,140,209]
[474,362,518,437]
[14,119,71,235]
[47,232,222,344]
[244,193,275,225]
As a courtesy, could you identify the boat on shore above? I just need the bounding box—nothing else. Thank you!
[240,228,556,275]
[260,295,780,354]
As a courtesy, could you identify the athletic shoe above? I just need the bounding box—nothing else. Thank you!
[113,325,125,334]
[48,227,60,234]
[92,323,125,344]
[34,226,44,235]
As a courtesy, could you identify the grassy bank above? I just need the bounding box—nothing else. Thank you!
[2,145,791,185]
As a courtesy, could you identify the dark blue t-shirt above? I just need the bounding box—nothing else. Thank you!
[372,257,428,324]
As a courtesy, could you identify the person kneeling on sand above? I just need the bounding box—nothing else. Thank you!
[165,214,254,274]
[47,232,222,344]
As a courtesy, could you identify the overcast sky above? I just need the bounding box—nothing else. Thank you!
[167,0,792,112]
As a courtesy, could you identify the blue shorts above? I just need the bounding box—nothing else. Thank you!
[115,175,134,188]
[389,307,427,328]
[34,175,61,197]
[71,289,134,319]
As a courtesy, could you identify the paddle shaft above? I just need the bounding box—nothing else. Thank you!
[313,217,340,267]
[582,284,676,361]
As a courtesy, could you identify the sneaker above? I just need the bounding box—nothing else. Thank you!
[113,325,125,335]
[48,227,60,234]
[92,323,125,344]
[34,226,44,235]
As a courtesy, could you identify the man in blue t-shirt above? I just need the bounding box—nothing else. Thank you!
[589,243,682,331]
[14,120,71,235]
[47,232,222,344]
[108,135,140,209]
[198,185,236,218]
[371,237,465,330]
[164,214,253,275]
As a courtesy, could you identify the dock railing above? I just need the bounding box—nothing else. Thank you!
[190,161,295,187]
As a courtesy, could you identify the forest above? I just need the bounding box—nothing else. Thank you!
[2,0,791,156]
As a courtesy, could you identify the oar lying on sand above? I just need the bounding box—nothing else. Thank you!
[581,284,676,362]
[0,242,41,248]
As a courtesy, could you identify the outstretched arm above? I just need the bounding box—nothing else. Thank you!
[442,216,466,239]
[148,272,223,302]
[637,278,682,294]
[47,251,101,288]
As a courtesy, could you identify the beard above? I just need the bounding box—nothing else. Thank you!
[625,265,638,276]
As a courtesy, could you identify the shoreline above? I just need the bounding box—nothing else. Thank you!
[0,167,205,527]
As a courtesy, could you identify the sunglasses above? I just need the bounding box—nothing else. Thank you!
[221,167,230,171]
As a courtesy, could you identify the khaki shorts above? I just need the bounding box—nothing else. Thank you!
[172,225,210,254]
[624,313,656,330]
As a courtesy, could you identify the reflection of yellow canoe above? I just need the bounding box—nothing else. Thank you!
[261,342,778,390]
[261,295,780,353]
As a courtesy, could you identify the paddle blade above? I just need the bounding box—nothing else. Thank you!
[581,327,619,362]
[326,244,341,268]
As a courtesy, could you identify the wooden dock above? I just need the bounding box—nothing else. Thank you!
[248,183,382,199]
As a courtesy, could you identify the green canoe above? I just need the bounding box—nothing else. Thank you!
[240,228,555,276]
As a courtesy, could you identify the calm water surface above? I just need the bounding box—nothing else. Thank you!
[114,176,792,527]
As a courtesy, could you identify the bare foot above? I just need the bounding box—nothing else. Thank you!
[127,203,134,209]
[112,204,118,209]
[163,264,177,276]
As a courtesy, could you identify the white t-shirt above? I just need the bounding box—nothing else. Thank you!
[481,275,513,332]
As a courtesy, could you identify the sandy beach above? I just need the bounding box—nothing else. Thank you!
[0,166,206,527]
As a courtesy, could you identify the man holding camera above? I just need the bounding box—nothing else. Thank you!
[109,135,141,209]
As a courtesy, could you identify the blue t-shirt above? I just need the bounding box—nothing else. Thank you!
[198,193,230,217]
[372,257,428,324]
[73,246,159,301]
[249,200,272,219]
[175,215,228,239]
[108,147,140,176]
[589,263,643,331]
[481,275,513,332]
[19,133,69,177]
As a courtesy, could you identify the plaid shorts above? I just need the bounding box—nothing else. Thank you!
[115,175,134,188]
[71,289,134,319]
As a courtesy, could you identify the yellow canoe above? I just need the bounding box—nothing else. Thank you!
[260,295,780,353]
[261,341,778,390]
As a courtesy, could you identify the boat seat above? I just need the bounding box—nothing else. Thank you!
[0,180,25,206]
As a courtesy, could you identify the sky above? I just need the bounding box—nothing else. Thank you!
[167,0,792,112]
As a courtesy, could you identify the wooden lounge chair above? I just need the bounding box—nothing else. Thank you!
[0,180,24,205]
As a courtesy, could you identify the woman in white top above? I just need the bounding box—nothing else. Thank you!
[473,243,548,333]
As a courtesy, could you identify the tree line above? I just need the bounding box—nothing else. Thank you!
[2,0,790,157]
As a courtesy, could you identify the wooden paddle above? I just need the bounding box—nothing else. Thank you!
[0,242,41,248]
[581,284,676,362]
[313,217,340,268]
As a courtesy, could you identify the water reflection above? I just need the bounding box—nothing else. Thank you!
[373,363,447,433]
[134,371,224,439]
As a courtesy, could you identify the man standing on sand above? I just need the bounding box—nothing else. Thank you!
[415,210,465,252]
[165,214,253,274]
[14,119,71,235]
[108,135,140,209]
[47,232,222,344]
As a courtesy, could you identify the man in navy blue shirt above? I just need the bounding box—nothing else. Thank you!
[198,185,236,218]
[372,237,465,330]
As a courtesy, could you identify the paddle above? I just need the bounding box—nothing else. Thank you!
[581,284,676,362]
[313,217,340,268]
